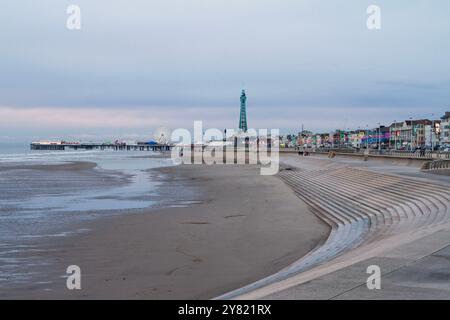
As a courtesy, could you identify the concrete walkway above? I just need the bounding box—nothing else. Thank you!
[265,227,450,300]
[217,154,450,300]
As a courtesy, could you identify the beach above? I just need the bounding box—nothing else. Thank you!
[2,162,330,299]
[2,151,450,300]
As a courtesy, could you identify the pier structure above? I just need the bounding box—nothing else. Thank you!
[30,141,173,151]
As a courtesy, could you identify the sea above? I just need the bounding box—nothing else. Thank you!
[0,142,191,288]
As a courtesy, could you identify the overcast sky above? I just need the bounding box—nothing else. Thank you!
[1,0,449,141]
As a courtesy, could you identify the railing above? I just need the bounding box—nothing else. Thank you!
[421,159,450,171]
[285,146,450,160]
[368,149,450,159]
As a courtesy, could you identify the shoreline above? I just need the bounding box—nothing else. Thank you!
[0,160,98,172]
[2,163,330,299]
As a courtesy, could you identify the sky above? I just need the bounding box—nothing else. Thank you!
[1,0,449,142]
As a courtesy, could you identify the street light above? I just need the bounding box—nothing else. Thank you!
[389,122,392,150]
[377,122,381,152]
[357,126,361,149]
[409,117,413,151]
[431,113,435,151]
[393,120,397,151]
[366,125,369,149]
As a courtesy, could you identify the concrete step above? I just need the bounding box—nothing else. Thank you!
[216,165,450,300]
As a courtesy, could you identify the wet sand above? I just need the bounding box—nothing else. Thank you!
[3,164,329,299]
[0,161,130,203]
[0,161,97,172]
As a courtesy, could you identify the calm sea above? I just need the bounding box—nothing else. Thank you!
[0,143,186,287]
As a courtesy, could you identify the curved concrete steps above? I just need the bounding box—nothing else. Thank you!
[216,165,450,300]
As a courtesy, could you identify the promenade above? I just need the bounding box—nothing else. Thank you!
[218,153,450,299]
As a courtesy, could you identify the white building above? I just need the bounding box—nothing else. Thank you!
[424,123,440,149]
[440,112,450,147]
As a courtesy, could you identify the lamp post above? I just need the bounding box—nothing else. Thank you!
[389,122,392,150]
[377,122,381,152]
[430,113,435,151]
[393,120,397,151]
[357,126,361,149]
[409,117,413,151]
[346,128,349,148]
[366,125,369,149]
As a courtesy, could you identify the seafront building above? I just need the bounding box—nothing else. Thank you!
[389,120,432,150]
[441,112,450,146]
[289,111,450,150]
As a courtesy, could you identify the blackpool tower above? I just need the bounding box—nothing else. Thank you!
[239,89,248,132]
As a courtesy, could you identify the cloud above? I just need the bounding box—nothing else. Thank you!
[1,0,450,140]
[2,104,447,137]
[0,106,152,129]
[0,105,237,130]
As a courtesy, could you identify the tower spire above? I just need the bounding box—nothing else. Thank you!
[239,89,248,132]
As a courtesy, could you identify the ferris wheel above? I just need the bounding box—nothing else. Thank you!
[153,127,171,144]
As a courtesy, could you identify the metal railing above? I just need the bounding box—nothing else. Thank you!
[283,146,450,160]
[421,159,450,171]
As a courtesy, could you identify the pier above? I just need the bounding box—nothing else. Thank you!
[30,142,173,151]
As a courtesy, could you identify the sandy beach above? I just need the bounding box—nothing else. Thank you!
[2,162,330,299]
[0,161,97,172]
